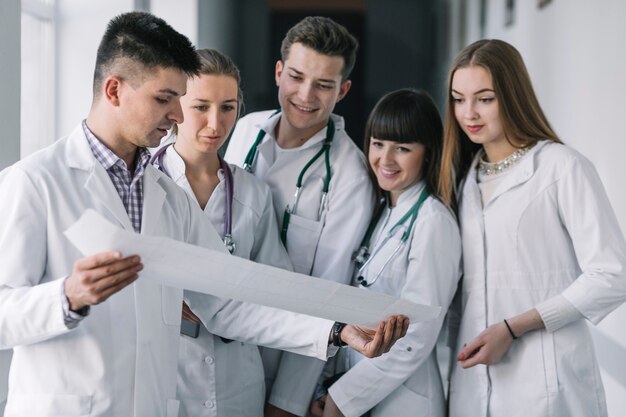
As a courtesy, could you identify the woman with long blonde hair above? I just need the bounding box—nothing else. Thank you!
[442,39,626,417]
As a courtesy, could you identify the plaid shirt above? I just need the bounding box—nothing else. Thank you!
[82,121,151,233]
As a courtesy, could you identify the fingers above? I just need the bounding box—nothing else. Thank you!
[458,345,485,368]
[457,336,487,368]
[370,321,386,357]
[381,316,397,354]
[90,271,140,305]
[392,315,408,343]
[79,255,142,285]
[457,337,481,361]
[90,259,143,292]
[66,252,142,310]
[377,315,408,354]
[348,321,383,358]
[73,251,123,271]
[182,303,201,324]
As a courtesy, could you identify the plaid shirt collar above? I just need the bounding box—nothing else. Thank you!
[82,120,151,176]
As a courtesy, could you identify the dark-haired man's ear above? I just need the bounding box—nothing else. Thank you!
[336,79,352,103]
[274,60,284,87]
[103,76,123,107]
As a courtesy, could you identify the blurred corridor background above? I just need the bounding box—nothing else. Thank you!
[2,0,626,414]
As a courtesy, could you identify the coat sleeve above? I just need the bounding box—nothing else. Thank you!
[538,154,626,331]
[0,167,72,349]
[329,208,462,417]
[185,291,333,360]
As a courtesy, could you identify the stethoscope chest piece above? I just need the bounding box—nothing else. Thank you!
[223,234,236,254]
[353,187,429,288]
[352,245,370,270]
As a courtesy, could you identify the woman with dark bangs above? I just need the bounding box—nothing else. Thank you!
[312,89,461,417]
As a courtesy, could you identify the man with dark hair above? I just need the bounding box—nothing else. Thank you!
[225,16,375,417]
[279,16,358,81]
[0,12,405,417]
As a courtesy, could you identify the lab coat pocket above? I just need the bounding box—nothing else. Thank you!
[4,394,92,416]
[284,213,323,275]
[166,398,180,417]
[541,330,559,395]
[162,285,183,326]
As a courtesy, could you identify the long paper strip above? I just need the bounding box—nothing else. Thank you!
[64,210,440,326]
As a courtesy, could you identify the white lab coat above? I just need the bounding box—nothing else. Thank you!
[0,124,334,417]
[157,144,293,417]
[328,183,461,417]
[449,141,626,417]
[225,111,376,415]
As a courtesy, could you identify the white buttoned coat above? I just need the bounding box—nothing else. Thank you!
[448,141,626,417]
[0,125,334,417]
[157,144,293,417]
[225,111,375,414]
[328,184,461,417]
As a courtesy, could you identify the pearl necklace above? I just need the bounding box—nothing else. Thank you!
[478,146,532,176]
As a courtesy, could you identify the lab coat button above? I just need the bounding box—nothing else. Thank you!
[204,356,214,364]
[406,346,413,352]
[204,400,215,408]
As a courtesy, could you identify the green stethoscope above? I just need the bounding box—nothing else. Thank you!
[352,186,429,287]
[242,112,335,245]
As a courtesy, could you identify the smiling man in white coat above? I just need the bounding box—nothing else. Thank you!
[0,12,407,417]
[225,17,376,417]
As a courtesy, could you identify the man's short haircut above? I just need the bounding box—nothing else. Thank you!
[93,11,200,96]
[280,16,359,81]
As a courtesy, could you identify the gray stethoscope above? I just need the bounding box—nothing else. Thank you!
[151,143,236,254]
[352,187,429,287]
[242,111,335,245]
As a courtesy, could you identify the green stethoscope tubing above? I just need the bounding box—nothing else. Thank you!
[242,112,335,245]
[354,186,429,287]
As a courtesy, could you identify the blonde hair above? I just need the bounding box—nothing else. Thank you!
[439,39,561,208]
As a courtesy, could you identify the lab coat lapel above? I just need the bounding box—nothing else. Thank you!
[64,125,138,401]
[461,156,483,220]
[481,141,546,211]
[141,165,166,235]
[65,125,133,231]
[460,158,488,296]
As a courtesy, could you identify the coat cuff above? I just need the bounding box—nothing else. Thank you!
[536,294,583,333]
[61,277,90,329]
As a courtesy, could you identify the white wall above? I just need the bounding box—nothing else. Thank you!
[462,1,626,414]
[0,0,21,169]
[0,0,19,410]
[56,0,136,138]
[55,0,202,139]
[150,0,198,45]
